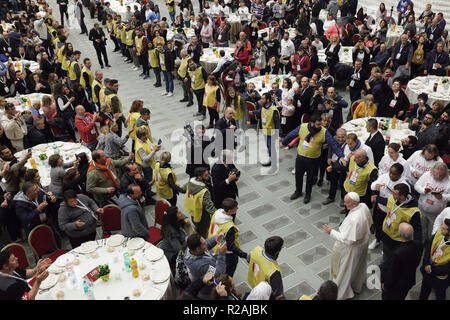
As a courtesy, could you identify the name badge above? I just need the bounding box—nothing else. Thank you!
[389,99,397,108]
[432,63,437,70]
[395,53,401,60]
[91,128,96,135]
[416,55,421,60]
[297,64,301,71]
[281,116,286,124]
[252,31,256,36]
[302,139,310,149]
[297,100,301,108]
[430,34,434,40]
[190,75,195,83]
[218,34,222,41]
[349,80,355,87]
[349,170,358,185]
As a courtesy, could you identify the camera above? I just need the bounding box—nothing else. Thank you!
[183,124,194,141]
[230,168,240,177]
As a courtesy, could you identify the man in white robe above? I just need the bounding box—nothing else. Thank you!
[323,192,373,300]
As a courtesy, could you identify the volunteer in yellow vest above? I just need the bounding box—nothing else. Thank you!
[182,166,216,238]
[92,70,104,112]
[135,127,160,184]
[281,113,346,203]
[126,100,143,152]
[178,49,193,106]
[186,59,208,120]
[376,183,423,286]
[148,41,161,87]
[104,79,125,137]
[203,75,221,129]
[60,42,73,78]
[134,107,153,144]
[68,50,82,85]
[419,218,450,300]
[166,0,176,23]
[125,23,140,71]
[55,35,66,77]
[247,236,285,299]
[343,148,378,213]
[106,14,120,52]
[80,58,94,93]
[134,27,150,79]
[154,152,185,206]
[208,198,248,277]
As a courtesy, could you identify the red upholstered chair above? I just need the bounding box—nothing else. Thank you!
[148,200,170,245]
[28,225,67,262]
[259,22,267,30]
[447,68,450,77]
[301,113,310,123]
[100,204,122,238]
[351,100,361,116]
[2,243,32,270]
[352,34,360,45]
[246,101,257,122]
[313,68,322,77]
[269,21,278,27]
[368,62,378,74]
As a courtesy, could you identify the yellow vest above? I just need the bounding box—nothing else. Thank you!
[91,79,104,104]
[184,185,208,223]
[247,246,281,288]
[61,54,70,71]
[261,105,280,136]
[135,35,144,52]
[299,295,313,300]
[120,27,127,43]
[203,85,218,108]
[412,45,425,65]
[154,162,177,200]
[68,60,81,81]
[135,121,153,144]
[127,112,140,140]
[343,157,377,196]
[430,229,450,280]
[80,67,94,89]
[106,20,113,33]
[158,50,166,71]
[188,67,205,90]
[135,139,156,169]
[382,196,421,242]
[48,25,56,44]
[149,48,158,68]
[126,29,134,46]
[57,44,65,63]
[177,56,190,78]
[208,210,241,254]
[106,93,123,113]
[233,96,244,120]
[297,124,326,158]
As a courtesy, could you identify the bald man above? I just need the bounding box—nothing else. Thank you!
[323,192,373,300]
[382,222,424,300]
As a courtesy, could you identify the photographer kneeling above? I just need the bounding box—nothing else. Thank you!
[211,149,239,209]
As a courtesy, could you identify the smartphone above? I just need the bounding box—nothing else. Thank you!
[213,278,220,286]
[221,235,225,245]
[431,192,442,195]
[157,138,162,145]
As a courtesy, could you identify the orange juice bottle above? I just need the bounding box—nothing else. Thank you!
[130,258,139,278]
[30,158,37,169]
[215,49,219,58]
[265,72,269,84]
[391,115,397,129]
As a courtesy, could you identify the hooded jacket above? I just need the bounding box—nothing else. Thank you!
[213,209,247,258]
[183,177,216,217]
[58,194,98,239]
[118,193,149,240]
[13,190,48,232]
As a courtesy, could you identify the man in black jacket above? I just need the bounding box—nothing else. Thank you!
[424,41,449,76]
[119,162,155,205]
[57,0,69,27]
[382,222,423,300]
[89,23,111,69]
[211,149,239,209]
[346,59,368,106]
[214,107,237,156]
[365,118,385,167]
[26,118,54,148]
[293,76,314,127]
[186,124,214,177]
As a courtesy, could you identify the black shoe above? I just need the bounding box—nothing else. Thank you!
[154,83,162,87]
[206,123,214,129]
[322,198,334,205]
[101,65,104,69]
[180,98,188,102]
[290,191,303,200]
[317,179,323,187]
[105,64,112,67]
[186,101,194,106]
[303,194,311,204]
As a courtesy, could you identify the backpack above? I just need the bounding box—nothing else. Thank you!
[174,248,192,290]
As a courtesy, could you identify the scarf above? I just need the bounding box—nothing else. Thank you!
[87,158,118,187]
[305,123,322,142]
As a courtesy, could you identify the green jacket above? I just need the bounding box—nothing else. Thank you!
[86,157,130,204]
[0,157,28,193]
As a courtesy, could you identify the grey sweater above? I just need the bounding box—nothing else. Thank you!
[49,162,74,199]
[104,132,129,159]
[118,193,149,240]
[58,194,99,239]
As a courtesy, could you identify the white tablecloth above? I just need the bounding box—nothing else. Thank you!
[257,27,296,41]
[6,93,51,113]
[11,60,40,73]
[200,47,235,73]
[14,142,91,187]
[227,13,252,24]
[245,74,296,95]
[405,76,450,106]
[35,238,172,300]
[318,46,353,66]
[341,117,416,147]
[385,25,404,49]
[166,27,196,42]
[109,0,141,20]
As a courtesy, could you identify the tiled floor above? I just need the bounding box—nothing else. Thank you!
[1,0,448,300]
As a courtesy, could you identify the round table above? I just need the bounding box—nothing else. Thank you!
[14,142,91,188]
[341,117,416,147]
[385,25,404,49]
[200,47,235,73]
[166,27,196,42]
[109,0,141,20]
[405,76,450,106]
[11,60,40,73]
[35,237,172,300]
[6,93,51,113]
[318,46,353,66]
[257,27,296,41]
[245,74,296,95]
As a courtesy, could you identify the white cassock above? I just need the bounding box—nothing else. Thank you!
[329,203,373,300]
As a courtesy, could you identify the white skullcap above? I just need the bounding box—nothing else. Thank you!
[347,192,360,203]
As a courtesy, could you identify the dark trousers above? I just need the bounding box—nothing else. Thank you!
[382,287,411,300]
[59,6,68,26]
[111,36,120,51]
[192,213,211,239]
[94,44,109,67]
[318,148,329,182]
[193,88,205,114]
[225,253,239,277]
[182,78,193,102]
[295,156,320,195]
[419,270,450,300]
[142,166,153,182]
[265,134,277,159]
[154,67,162,85]
[139,53,150,75]
[68,232,97,249]
[167,194,178,207]
[89,1,96,18]
[207,107,219,126]
[380,241,395,284]
[328,169,346,200]
[372,205,387,242]
[79,18,88,34]
[0,204,21,241]
[347,88,362,121]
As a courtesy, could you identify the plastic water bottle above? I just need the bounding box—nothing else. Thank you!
[66,265,77,287]
[83,280,95,300]
[52,143,59,155]
[123,252,131,272]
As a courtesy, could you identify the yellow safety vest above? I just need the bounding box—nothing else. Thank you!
[343,157,377,196]
[247,246,281,288]
[48,25,56,44]
[57,44,65,63]
[430,229,450,280]
[126,29,134,46]
[154,162,178,200]
[297,124,326,159]
[91,79,104,104]
[203,85,218,108]
[158,50,166,71]
[412,45,425,65]
[188,67,205,90]
[106,20,113,33]
[106,93,123,113]
[127,112,140,140]
[61,54,70,71]
[184,186,208,223]
[135,139,156,169]
[135,121,153,144]
[167,0,175,12]
[80,67,94,89]
[177,56,190,78]
[208,210,241,254]
[135,35,144,52]
[68,60,81,81]
[299,295,313,300]
[382,196,421,242]
[120,27,127,43]
[149,48,158,68]
[261,105,280,136]
[233,96,244,120]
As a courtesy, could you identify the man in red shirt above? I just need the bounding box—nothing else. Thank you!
[74,105,100,151]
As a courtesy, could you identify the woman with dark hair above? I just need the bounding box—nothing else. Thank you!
[75,152,90,189]
[126,100,144,153]
[60,42,73,78]
[29,73,51,94]
[410,34,430,78]
[376,3,387,22]
[62,168,84,194]
[71,82,93,114]
[48,154,78,200]
[308,46,319,76]
[373,19,387,43]
[159,206,188,268]
[53,82,77,142]
[209,273,242,300]
[262,55,281,75]
[39,51,56,81]
[203,75,221,128]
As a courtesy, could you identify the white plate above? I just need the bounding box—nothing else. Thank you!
[60,144,77,151]
[47,265,65,274]
[143,286,163,300]
[144,246,164,262]
[55,142,64,147]
[150,268,171,283]
[80,241,98,254]
[53,254,75,268]
[106,234,125,247]
[127,238,145,250]
[39,273,58,290]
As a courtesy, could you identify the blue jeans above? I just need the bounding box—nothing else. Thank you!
[185,21,190,28]
[169,11,176,23]
[163,71,174,93]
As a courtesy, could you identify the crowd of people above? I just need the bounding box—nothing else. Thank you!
[0,0,449,301]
